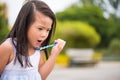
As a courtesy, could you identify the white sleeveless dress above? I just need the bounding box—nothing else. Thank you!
[1,38,42,80]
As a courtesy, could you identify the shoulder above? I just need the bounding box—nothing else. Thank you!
[0,39,14,60]
[0,39,14,72]
[0,39,14,53]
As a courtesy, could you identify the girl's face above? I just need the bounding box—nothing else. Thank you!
[27,11,52,49]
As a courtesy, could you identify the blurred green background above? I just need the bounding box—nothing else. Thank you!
[0,3,9,42]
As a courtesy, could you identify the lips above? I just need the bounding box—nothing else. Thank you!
[37,40,42,42]
[36,40,42,46]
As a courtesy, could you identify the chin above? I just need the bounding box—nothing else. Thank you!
[35,45,41,48]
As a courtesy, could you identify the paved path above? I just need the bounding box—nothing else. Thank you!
[47,61,120,80]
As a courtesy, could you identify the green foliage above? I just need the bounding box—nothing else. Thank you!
[54,21,100,48]
[56,4,119,48]
[56,5,103,22]
[108,39,120,55]
[0,3,9,42]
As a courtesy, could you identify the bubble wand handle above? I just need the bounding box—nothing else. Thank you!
[35,42,57,50]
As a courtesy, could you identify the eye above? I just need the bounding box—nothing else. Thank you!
[47,29,51,32]
[38,27,43,30]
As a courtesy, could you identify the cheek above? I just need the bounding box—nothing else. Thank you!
[46,32,49,36]
[27,28,38,40]
[46,32,50,39]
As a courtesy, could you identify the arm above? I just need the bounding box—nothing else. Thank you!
[39,39,66,80]
[0,41,13,74]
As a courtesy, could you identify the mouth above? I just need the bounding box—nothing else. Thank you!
[36,40,42,46]
[37,40,42,42]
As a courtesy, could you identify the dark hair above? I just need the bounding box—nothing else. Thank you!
[7,0,56,67]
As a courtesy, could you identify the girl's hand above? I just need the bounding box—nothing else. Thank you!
[51,39,66,57]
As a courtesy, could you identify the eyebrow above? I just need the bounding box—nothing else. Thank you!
[37,25,51,30]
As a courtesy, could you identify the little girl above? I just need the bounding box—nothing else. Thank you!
[0,0,66,80]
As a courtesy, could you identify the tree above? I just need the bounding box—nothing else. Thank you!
[54,21,100,48]
[0,3,9,43]
[79,0,120,18]
[56,0,120,48]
